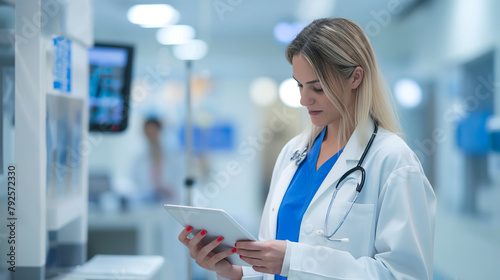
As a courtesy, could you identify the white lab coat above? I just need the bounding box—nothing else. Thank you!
[239,120,436,280]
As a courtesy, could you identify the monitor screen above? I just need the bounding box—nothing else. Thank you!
[88,43,134,132]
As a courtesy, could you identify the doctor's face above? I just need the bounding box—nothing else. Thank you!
[293,55,342,128]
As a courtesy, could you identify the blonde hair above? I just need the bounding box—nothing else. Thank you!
[286,18,401,148]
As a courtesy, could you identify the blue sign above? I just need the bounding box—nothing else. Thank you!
[180,123,235,153]
[456,111,493,156]
[53,36,71,93]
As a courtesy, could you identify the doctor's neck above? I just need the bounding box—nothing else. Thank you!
[323,118,356,149]
[326,96,357,147]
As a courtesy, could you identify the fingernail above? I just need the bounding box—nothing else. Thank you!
[200,230,207,236]
[186,226,193,232]
[239,255,242,258]
[234,242,237,247]
[232,248,236,253]
[217,237,223,242]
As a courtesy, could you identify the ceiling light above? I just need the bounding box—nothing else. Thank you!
[156,25,195,45]
[127,4,180,27]
[173,40,208,61]
[279,78,301,108]
[250,77,278,107]
[394,79,422,108]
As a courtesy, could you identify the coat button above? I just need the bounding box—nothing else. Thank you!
[272,207,275,212]
[303,223,314,234]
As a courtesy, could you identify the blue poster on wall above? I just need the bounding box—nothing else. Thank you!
[53,36,71,93]
[179,123,235,154]
[456,111,493,156]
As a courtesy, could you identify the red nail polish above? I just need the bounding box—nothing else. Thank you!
[232,248,236,253]
[217,237,223,242]
[201,230,206,236]
[239,255,242,258]
[186,226,193,232]
[234,242,237,247]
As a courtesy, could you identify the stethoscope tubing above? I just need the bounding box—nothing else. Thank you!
[323,122,378,242]
[321,122,378,241]
[323,188,359,241]
[289,121,379,242]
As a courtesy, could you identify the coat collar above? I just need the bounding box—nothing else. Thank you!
[338,118,375,162]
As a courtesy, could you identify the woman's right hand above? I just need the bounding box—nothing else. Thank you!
[178,226,243,279]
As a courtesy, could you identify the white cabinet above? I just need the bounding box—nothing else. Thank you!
[1,0,93,279]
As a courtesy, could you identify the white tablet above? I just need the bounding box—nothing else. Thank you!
[164,204,256,266]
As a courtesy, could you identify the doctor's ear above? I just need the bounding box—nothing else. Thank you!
[349,66,364,90]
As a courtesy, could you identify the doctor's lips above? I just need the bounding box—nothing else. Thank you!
[308,110,321,116]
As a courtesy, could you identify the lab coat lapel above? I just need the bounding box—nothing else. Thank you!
[267,137,308,238]
[268,162,297,234]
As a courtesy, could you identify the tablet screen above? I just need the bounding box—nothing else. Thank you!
[164,204,256,266]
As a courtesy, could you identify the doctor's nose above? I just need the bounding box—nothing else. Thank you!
[300,90,314,107]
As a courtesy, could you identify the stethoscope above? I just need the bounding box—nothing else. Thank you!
[290,122,378,243]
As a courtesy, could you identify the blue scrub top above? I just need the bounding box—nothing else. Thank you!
[275,127,343,280]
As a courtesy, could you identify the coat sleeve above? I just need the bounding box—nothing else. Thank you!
[285,166,436,280]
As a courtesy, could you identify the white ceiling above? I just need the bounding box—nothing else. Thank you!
[93,0,394,41]
[91,0,415,80]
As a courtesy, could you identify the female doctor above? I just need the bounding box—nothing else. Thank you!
[178,18,436,280]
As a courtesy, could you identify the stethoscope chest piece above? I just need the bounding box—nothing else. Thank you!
[290,147,308,166]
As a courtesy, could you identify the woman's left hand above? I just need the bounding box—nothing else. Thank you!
[235,240,287,274]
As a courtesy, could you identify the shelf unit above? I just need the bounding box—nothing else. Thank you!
[0,3,15,280]
[11,0,93,279]
[46,193,84,231]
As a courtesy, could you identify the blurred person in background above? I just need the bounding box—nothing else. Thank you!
[179,17,436,280]
[130,117,182,204]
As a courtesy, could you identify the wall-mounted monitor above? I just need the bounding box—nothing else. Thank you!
[88,43,134,132]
